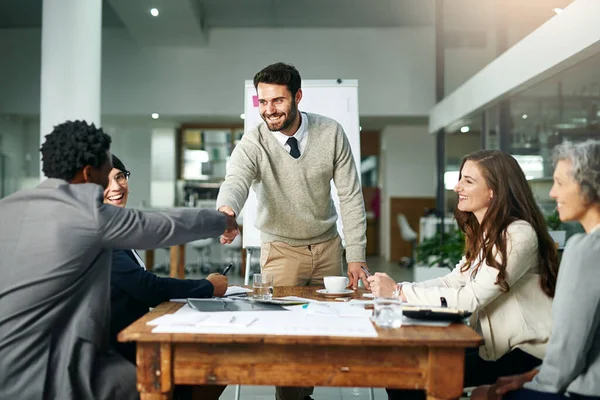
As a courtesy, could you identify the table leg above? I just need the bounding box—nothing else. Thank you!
[244,247,253,286]
[146,249,155,272]
[169,244,185,279]
[136,343,174,400]
[426,348,464,400]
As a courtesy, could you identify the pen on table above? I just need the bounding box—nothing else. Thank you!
[221,263,233,275]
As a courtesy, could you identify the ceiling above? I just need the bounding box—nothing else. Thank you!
[0,0,124,28]
[0,0,573,31]
[0,0,576,127]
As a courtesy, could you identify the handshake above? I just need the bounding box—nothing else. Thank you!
[219,205,240,245]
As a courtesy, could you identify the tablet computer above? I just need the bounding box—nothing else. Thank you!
[187,298,287,312]
[402,305,472,322]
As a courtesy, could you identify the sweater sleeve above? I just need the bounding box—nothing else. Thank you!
[525,235,600,393]
[402,222,539,311]
[216,139,259,216]
[332,124,367,263]
[111,250,214,308]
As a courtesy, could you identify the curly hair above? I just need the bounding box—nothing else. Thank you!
[553,140,600,204]
[40,120,112,181]
[455,150,559,298]
[253,62,302,96]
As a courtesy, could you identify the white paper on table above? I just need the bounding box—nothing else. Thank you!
[276,296,321,303]
[348,299,375,306]
[400,316,451,327]
[197,313,258,328]
[147,305,208,326]
[302,302,372,318]
[150,309,378,337]
[224,286,253,296]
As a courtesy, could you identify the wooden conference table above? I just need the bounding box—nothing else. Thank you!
[119,287,482,400]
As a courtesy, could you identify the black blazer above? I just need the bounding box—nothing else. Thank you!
[110,249,214,362]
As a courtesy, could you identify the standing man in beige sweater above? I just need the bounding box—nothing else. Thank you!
[217,64,369,399]
[218,62,369,290]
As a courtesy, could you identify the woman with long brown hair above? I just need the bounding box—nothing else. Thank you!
[369,150,559,399]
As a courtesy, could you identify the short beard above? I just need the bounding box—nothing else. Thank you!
[264,102,298,132]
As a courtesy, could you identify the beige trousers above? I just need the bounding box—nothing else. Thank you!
[260,235,343,286]
[260,235,344,400]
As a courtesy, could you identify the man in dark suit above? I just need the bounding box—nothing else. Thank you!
[0,120,237,400]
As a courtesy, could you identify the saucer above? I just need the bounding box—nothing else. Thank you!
[316,289,354,298]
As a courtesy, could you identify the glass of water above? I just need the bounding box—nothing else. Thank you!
[371,297,403,328]
[253,273,274,300]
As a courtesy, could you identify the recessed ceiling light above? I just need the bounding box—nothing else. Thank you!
[240,113,245,120]
[460,126,470,133]
[522,114,528,119]
[553,8,563,14]
[150,8,159,17]
[151,113,159,119]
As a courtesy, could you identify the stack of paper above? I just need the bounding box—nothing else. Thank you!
[147,304,378,337]
[224,286,253,297]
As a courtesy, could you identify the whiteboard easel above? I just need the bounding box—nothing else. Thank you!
[240,80,361,284]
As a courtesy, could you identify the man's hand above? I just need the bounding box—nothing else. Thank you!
[347,262,370,290]
[494,369,538,397]
[367,272,398,298]
[218,205,239,244]
[206,273,228,297]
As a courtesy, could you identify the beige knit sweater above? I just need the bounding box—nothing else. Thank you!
[216,112,366,263]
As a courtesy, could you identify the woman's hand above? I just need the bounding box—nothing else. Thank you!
[367,272,398,298]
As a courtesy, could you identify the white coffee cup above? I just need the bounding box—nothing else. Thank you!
[323,276,349,292]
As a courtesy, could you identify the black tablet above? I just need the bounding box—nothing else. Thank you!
[402,305,472,322]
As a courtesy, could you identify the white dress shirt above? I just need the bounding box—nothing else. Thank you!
[131,250,147,270]
[271,112,308,154]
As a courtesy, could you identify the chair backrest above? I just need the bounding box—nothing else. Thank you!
[397,214,418,242]
[189,238,214,249]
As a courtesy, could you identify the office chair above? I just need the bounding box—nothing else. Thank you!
[186,238,214,275]
[152,247,171,274]
[397,214,418,267]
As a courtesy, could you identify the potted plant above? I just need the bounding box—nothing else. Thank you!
[414,228,465,282]
[546,210,566,247]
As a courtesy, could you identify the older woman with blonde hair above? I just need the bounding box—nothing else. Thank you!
[472,140,600,400]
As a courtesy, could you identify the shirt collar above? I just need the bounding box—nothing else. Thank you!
[272,112,307,146]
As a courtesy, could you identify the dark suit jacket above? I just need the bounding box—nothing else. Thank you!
[0,179,227,400]
[110,249,214,363]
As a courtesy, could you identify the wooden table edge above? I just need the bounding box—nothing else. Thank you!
[118,301,483,348]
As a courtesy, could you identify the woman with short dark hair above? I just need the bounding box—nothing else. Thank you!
[105,154,227,400]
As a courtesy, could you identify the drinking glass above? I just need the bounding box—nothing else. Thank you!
[253,273,274,300]
[371,297,403,328]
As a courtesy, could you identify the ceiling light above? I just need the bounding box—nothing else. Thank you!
[359,126,362,131]
[150,8,159,17]
[460,126,470,133]
[151,113,159,119]
[240,113,245,120]
[522,114,528,119]
[553,8,563,14]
